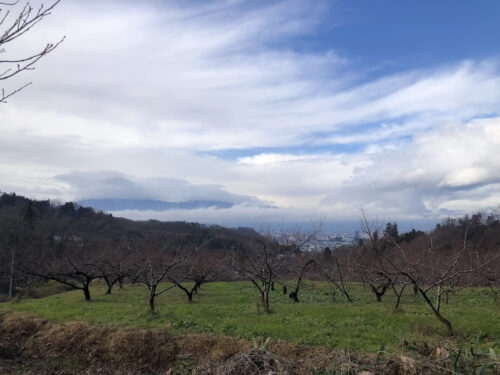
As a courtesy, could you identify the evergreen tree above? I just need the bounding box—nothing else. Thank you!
[384,222,399,239]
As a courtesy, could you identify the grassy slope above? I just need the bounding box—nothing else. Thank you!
[1,281,498,353]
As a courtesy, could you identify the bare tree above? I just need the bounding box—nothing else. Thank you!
[367,271,392,302]
[384,225,499,334]
[232,228,318,314]
[358,209,396,302]
[133,237,206,312]
[24,236,101,301]
[477,263,499,302]
[288,257,315,303]
[0,0,64,102]
[95,242,132,295]
[390,274,410,309]
[232,236,282,314]
[317,249,355,302]
[168,252,222,303]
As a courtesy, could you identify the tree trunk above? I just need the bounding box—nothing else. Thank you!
[343,289,353,302]
[8,248,15,300]
[432,305,452,334]
[83,285,91,301]
[174,282,196,303]
[395,294,402,309]
[262,292,271,314]
[149,287,156,312]
[418,287,453,335]
[392,284,406,309]
[371,283,389,302]
[282,285,287,295]
[290,276,303,303]
[436,285,442,312]
[104,277,113,294]
[118,277,124,289]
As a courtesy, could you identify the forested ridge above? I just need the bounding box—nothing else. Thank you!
[0,192,259,298]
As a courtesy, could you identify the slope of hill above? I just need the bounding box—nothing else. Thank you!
[0,192,260,296]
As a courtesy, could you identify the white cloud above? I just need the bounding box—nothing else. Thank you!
[322,116,500,218]
[0,0,499,226]
[237,153,318,166]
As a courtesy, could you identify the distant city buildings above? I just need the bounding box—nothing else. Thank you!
[273,230,360,252]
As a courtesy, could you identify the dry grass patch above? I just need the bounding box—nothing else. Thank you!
[203,348,294,375]
[105,328,177,369]
[178,333,251,363]
[26,321,105,360]
[0,312,498,374]
[0,311,47,342]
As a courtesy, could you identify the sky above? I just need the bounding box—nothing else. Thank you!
[1,0,500,231]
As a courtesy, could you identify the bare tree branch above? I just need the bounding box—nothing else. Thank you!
[0,0,63,102]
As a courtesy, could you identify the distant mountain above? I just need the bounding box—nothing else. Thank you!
[78,198,234,212]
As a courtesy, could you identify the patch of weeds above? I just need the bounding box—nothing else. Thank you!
[171,353,195,375]
[175,319,198,329]
[412,322,435,336]
[391,307,405,314]
[446,346,499,375]
[147,310,161,321]
[310,358,352,375]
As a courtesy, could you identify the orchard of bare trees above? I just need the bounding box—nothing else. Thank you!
[0,193,499,337]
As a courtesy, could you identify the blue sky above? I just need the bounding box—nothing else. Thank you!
[319,1,500,68]
[1,0,499,230]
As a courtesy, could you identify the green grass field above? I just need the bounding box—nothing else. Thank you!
[1,281,499,353]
